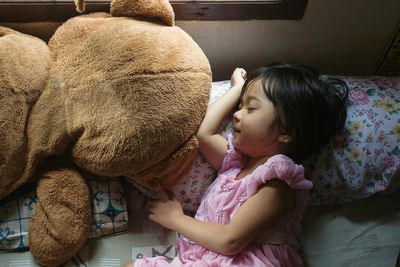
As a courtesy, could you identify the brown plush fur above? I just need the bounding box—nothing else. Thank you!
[0,27,51,199]
[111,0,175,26]
[29,12,211,188]
[0,0,211,265]
[75,0,175,26]
[74,0,85,13]
[29,158,91,266]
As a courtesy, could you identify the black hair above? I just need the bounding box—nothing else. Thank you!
[240,62,348,163]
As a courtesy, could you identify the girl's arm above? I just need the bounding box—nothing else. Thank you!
[196,68,246,170]
[149,179,294,255]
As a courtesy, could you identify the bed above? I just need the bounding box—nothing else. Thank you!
[1,76,399,267]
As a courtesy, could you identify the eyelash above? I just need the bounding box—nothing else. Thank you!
[238,104,255,112]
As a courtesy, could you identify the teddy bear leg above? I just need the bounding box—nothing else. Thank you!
[29,167,92,266]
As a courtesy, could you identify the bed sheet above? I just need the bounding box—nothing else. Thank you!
[300,193,400,267]
[0,188,398,267]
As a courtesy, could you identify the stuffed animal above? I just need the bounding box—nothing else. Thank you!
[0,0,211,265]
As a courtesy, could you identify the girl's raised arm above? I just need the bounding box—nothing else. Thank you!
[196,68,246,170]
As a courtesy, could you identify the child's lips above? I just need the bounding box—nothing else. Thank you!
[233,126,240,133]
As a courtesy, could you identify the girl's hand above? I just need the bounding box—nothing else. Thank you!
[148,181,184,230]
[230,68,247,89]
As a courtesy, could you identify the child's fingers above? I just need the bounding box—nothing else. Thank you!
[235,68,244,76]
[233,68,246,80]
[147,200,156,211]
[239,68,247,79]
[166,190,176,200]
[153,179,168,201]
[147,200,161,214]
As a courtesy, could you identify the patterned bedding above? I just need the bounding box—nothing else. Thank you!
[0,176,128,250]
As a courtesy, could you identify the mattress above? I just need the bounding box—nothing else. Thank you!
[0,187,399,267]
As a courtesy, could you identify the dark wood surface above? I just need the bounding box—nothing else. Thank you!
[0,0,308,22]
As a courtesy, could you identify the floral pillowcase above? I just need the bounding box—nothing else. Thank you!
[133,77,399,210]
[304,76,400,204]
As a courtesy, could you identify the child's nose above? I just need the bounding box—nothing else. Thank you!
[233,110,241,123]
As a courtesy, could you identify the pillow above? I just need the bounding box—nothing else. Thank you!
[129,76,399,209]
[305,76,400,204]
[0,176,128,250]
[86,175,129,238]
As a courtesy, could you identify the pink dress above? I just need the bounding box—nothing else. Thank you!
[135,136,313,267]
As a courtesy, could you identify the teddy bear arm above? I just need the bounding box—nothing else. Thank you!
[29,164,91,266]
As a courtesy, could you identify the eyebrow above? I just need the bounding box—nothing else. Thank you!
[243,95,261,102]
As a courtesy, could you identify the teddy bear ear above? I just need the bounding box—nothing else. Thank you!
[110,0,175,26]
[74,0,85,13]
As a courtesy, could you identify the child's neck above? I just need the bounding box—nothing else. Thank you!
[236,156,269,180]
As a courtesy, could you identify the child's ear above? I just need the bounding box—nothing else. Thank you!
[278,134,293,143]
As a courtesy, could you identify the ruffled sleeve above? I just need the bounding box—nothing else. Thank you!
[251,154,313,191]
[219,134,246,174]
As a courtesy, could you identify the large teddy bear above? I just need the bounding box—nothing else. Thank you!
[0,0,211,265]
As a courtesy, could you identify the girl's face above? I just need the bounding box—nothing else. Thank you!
[232,79,281,158]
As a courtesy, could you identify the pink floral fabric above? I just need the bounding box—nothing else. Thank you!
[130,76,400,208]
[134,136,312,267]
[349,88,369,105]
[305,76,400,204]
